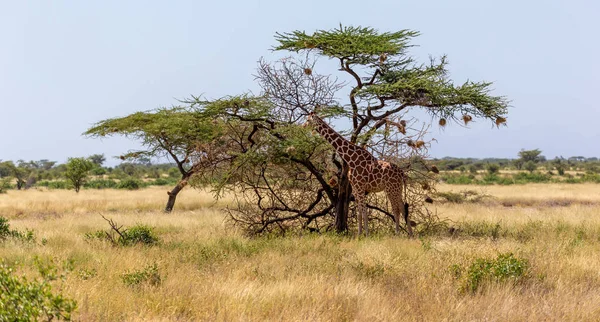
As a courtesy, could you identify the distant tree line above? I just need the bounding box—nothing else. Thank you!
[0,154,182,194]
[431,149,600,185]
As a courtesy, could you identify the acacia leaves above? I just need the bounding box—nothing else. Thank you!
[275,25,419,66]
[275,25,509,128]
[85,107,219,154]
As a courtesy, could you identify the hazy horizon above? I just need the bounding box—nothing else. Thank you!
[2,1,598,166]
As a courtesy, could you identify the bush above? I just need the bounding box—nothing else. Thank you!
[0,262,77,321]
[84,179,118,189]
[512,172,551,183]
[150,177,175,186]
[486,163,500,175]
[0,217,35,243]
[441,174,474,185]
[121,225,159,246]
[452,253,529,293]
[89,167,107,176]
[85,217,158,247]
[435,190,490,204]
[524,161,537,173]
[117,178,143,190]
[0,178,11,193]
[64,157,94,193]
[37,180,70,189]
[121,263,161,288]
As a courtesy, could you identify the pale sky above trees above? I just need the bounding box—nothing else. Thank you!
[1,0,598,165]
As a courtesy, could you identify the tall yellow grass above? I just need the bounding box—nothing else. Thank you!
[2,185,600,321]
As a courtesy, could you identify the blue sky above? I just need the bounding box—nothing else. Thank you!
[1,0,598,165]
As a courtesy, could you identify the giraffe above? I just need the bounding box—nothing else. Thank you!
[305,112,413,237]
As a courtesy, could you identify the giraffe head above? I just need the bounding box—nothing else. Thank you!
[302,112,316,128]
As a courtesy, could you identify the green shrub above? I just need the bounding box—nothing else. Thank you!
[0,262,77,321]
[0,178,11,193]
[85,218,158,247]
[117,178,143,190]
[37,180,70,189]
[441,174,474,185]
[523,161,537,173]
[121,263,161,288]
[512,172,551,183]
[486,163,500,175]
[453,253,529,293]
[84,179,118,189]
[90,167,107,176]
[150,177,175,186]
[121,225,158,246]
[0,217,35,243]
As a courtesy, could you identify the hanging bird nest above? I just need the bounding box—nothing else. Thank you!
[462,115,473,125]
[407,140,416,148]
[415,141,425,149]
[439,118,447,127]
[495,116,507,127]
[304,41,316,49]
[304,68,312,76]
[379,53,387,63]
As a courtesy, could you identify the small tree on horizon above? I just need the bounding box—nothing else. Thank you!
[524,161,537,173]
[64,157,94,193]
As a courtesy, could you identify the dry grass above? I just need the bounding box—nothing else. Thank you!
[2,185,600,321]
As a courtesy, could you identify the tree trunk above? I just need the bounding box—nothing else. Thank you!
[165,176,190,213]
[334,165,352,233]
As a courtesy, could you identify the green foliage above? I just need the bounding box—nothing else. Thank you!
[0,161,32,190]
[486,163,500,175]
[76,268,97,280]
[88,154,106,166]
[85,220,158,247]
[151,177,176,186]
[435,190,489,204]
[121,225,158,246]
[441,174,475,185]
[553,157,567,176]
[453,253,529,293]
[90,167,107,176]
[84,107,221,166]
[0,261,76,321]
[121,263,161,288]
[518,149,544,163]
[64,157,94,193]
[523,161,537,173]
[275,25,508,124]
[117,178,143,190]
[84,179,119,189]
[0,177,11,193]
[0,217,35,243]
[275,25,419,65]
[37,180,70,189]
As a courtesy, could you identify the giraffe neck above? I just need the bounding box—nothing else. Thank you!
[310,115,375,166]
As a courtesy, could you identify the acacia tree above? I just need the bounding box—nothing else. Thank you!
[191,26,508,234]
[64,157,94,193]
[0,161,32,190]
[85,108,225,212]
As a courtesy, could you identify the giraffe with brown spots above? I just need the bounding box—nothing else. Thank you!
[304,112,413,237]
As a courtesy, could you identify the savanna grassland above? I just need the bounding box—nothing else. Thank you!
[2,185,600,321]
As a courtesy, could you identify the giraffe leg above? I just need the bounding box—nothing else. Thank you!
[391,202,401,235]
[363,202,369,236]
[403,202,414,238]
[355,191,366,237]
[386,188,410,237]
